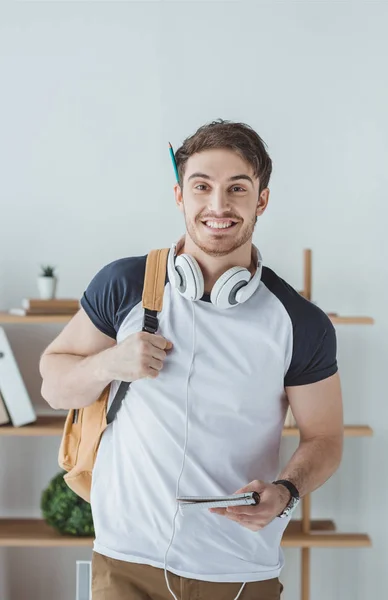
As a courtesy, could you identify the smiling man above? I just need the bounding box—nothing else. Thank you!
[40,119,343,600]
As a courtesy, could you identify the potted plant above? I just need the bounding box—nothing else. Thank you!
[37,264,57,300]
[41,471,94,536]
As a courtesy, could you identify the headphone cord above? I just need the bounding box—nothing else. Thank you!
[163,300,247,600]
[163,300,196,600]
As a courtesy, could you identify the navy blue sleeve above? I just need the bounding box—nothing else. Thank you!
[80,256,147,339]
[262,267,338,387]
[284,306,338,387]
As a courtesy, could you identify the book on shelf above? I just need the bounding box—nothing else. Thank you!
[9,308,78,316]
[21,298,80,310]
[8,298,80,317]
[0,327,36,426]
[0,390,10,425]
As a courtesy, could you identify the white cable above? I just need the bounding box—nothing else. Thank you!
[163,300,196,600]
[162,300,247,600]
[233,582,247,599]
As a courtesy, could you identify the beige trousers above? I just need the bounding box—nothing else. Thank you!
[92,552,284,600]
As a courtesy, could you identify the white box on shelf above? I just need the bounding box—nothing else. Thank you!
[76,561,92,600]
[0,326,36,426]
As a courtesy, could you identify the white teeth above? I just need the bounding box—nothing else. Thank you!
[205,221,234,229]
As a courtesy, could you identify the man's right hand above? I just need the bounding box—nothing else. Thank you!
[104,331,173,382]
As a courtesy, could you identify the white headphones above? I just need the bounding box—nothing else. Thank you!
[167,238,263,310]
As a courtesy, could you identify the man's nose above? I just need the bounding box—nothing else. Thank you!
[208,189,230,213]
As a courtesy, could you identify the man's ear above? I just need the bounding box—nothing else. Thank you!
[174,183,184,212]
[256,188,270,217]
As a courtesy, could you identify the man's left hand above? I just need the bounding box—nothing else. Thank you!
[209,480,290,532]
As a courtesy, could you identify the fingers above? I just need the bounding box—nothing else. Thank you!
[225,505,259,516]
[147,367,160,379]
[226,514,256,525]
[149,334,173,351]
[150,347,167,362]
[209,508,227,515]
[149,357,164,372]
[209,508,259,528]
[210,506,258,516]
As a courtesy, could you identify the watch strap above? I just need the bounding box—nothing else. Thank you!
[272,479,300,500]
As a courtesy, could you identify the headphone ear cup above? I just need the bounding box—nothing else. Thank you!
[210,267,251,309]
[235,258,263,304]
[175,254,204,301]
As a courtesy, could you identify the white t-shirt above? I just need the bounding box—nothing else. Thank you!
[80,249,337,583]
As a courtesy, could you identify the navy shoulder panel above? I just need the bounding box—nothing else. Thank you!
[262,266,338,386]
[80,256,147,339]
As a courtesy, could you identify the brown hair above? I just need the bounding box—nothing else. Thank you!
[174,119,272,193]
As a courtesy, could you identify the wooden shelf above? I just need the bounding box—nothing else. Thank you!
[0,417,374,437]
[0,312,374,325]
[282,520,371,548]
[282,425,373,438]
[328,315,374,325]
[0,518,370,548]
[0,415,67,436]
[0,313,73,324]
[0,519,93,547]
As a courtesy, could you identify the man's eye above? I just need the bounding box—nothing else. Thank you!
[194,184,245,192]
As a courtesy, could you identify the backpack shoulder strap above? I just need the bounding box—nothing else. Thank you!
[142,248,169,333]
[106,248,169,424]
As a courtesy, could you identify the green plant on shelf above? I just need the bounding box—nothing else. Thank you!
[41,471,94,536]
[40,264,56,277]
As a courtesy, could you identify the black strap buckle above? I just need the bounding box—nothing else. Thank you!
[142,309,159,334]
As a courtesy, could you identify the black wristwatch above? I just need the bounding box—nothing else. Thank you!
[272,479,300,518]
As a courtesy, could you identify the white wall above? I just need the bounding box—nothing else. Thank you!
[0,1,387,599]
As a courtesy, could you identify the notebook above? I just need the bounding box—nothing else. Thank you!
[0,390,10,425]
[177,491,260,512]
[0,327,36,427]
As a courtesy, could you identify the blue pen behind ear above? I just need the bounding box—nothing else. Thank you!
[168,142,179,183]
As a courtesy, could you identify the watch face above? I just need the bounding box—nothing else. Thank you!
[279,496,299,518]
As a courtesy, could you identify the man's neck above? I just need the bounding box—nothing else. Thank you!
[180,236,255,295]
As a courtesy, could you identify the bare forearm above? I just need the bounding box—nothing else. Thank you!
[278,435,343,497]
[40,349,114,410]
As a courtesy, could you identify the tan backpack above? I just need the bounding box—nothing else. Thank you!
[58,248,169,502]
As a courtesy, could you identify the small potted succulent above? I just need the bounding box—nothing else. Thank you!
[37,264,57,299]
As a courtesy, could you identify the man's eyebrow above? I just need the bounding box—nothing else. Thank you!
[187,172,254,185]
